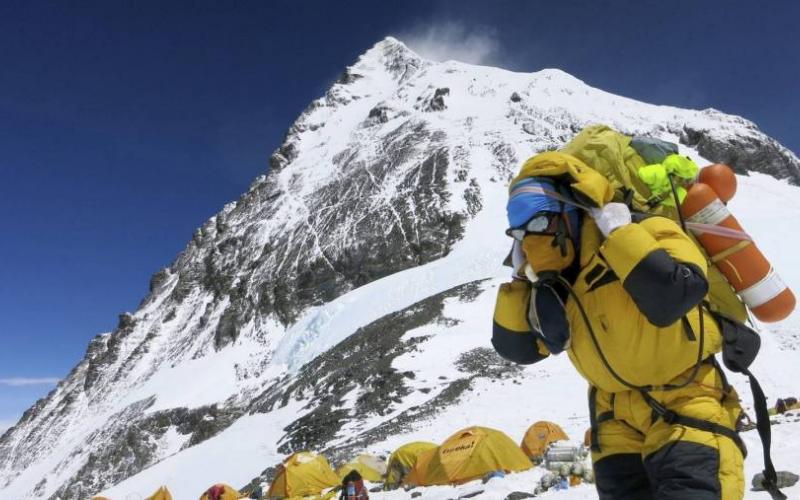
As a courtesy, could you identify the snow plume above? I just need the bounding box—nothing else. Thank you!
[0,377,60,387]
[398,23,503,66]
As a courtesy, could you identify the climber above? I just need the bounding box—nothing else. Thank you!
[339,469,369,500]
[205,484,225,500]
[492,126,785,499]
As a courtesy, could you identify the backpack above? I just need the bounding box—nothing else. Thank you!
[557,124,784,499]
[560,124,748,323]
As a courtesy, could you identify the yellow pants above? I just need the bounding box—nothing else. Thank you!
[590,363,745,500]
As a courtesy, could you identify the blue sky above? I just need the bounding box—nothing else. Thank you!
[1,0,798,430]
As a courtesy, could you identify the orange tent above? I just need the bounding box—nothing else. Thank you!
[520,421,568,460]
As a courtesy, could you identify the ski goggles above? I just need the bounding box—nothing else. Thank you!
[505,212,560,241]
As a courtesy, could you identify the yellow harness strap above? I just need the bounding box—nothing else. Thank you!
[709,239,751,264]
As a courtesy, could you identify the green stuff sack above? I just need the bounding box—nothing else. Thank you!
[560,124,654,212]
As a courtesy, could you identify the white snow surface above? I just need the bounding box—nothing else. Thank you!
[2,37,799,499]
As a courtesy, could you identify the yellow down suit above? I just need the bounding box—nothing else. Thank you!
[493,152,745,499]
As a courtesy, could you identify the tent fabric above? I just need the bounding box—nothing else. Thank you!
[199,483,242,500]
[405,426,532,486]
[335,453,387,482]
[520,421,569,459]
[267,451,340,499]
[384,441,438,488]
[146,486,174,500]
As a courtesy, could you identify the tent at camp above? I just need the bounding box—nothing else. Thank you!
[199,483,242,500]
[336,453,387,482]
[146,486,173,500]
[267,451,340,498]
[520,421,569,460]
[91,497,111,500]
[405,426,532,486]
[384,441,438,489]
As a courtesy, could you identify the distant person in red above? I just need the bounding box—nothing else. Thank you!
[339,469,369,500]
[206,484,225,500]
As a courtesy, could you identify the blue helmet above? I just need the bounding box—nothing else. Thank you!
[506,177,579,229]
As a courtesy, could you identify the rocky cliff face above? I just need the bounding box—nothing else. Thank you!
[2,37,798,499]
[679,110,800,184]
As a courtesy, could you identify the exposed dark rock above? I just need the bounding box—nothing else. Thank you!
[680,122,800,184]
[254,136,465,325]
[249,282,467,454]
[337,68,364,84]
[84,316,137,393]
[456,347,523,380]
[427,87,450,111]
[32,479,47,496]
[269,141,298,171]
[148,268,170,293]
[505,492,537,500]
[464,178,483,216]
[368,105,390,123]
[510,92,522,102]
[214,298,248,349]
[162,308,177,323]
[117,313,136,331]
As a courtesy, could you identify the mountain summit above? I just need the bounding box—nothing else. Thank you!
[2,37,799,499]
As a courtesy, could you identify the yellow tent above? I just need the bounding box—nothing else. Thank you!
[384,441,437,489]
[267,451,340,499]
[520,421,569,460]
[336,453,387,482]
[405,426,532,486]
[146,486,173,500]
[199,483,242,500]
[91,497,111,500]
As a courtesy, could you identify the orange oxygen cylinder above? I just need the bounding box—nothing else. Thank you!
[681,168,795,322]
[698,163,737,203]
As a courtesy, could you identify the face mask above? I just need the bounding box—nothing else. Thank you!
[522,233,575,273]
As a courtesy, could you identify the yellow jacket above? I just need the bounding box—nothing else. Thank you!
[565,214,722,393]
[494,151,724,393]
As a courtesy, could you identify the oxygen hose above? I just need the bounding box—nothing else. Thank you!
[550,274,705,393]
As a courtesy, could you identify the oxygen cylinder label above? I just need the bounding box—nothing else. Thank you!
[739,269,787,308]
[686,198,729,226]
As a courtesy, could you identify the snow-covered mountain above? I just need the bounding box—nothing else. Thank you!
[2,37,799,499]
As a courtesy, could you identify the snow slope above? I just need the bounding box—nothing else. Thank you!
[2,37,798,499]
[101,172,800,500]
